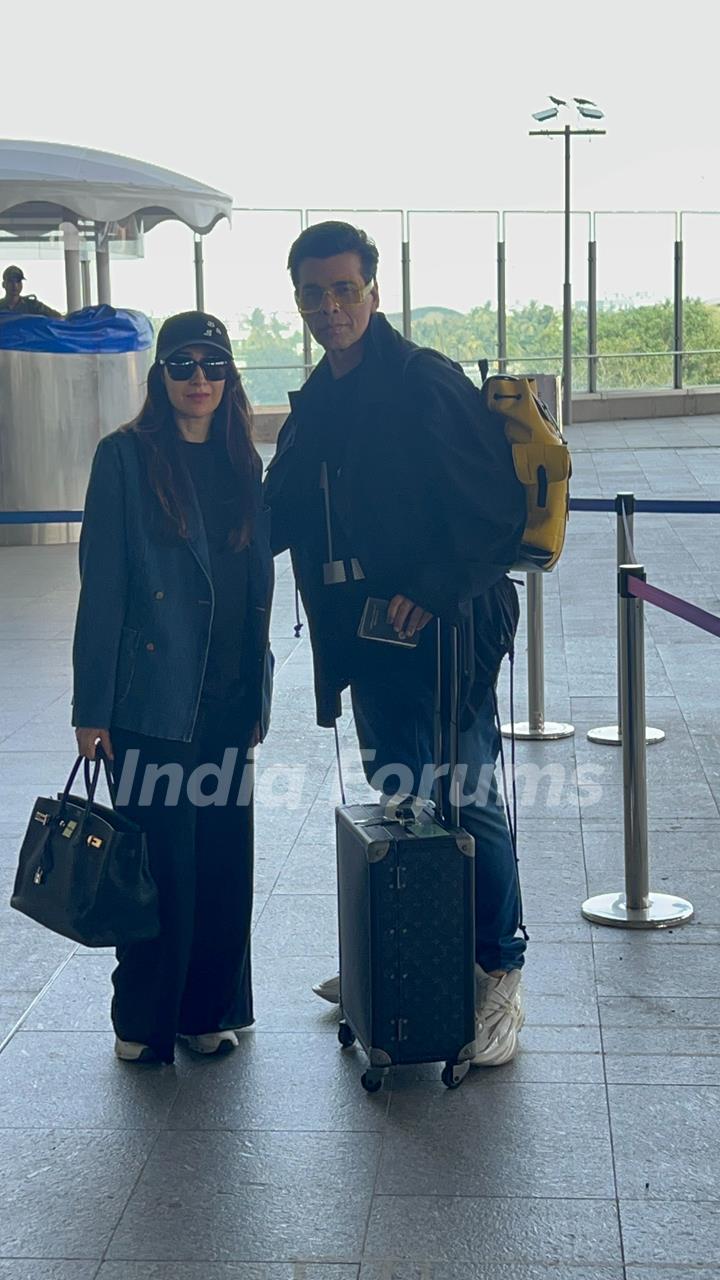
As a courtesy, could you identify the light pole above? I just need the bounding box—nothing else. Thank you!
[530,96,606,427]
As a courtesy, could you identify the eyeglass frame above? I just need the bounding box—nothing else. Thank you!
[294,277,376,316]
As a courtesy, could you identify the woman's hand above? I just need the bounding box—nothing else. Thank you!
[75,728,114,761]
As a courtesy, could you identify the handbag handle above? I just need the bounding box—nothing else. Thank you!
[83,744,118,808]
[56,751,103,842]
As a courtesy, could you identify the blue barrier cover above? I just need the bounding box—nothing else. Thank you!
[0,304,153,354]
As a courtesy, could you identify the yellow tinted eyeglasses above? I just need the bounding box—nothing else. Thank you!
[295,278,375,315]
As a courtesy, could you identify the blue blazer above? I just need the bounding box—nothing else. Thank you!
[72,427,274,743]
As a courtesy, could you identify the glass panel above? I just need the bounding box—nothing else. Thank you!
[204,209,304,409]
[682,212,720,387]
[406,211,497,369]
[504,211,588,390]
[594,212,675,390]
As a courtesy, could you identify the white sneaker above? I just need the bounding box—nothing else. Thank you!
[114,1036,158,1063]
[471,965,525,1067]
[312,973,340,1004]
[177,1030,240,1055]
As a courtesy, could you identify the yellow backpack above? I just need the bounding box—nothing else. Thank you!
[480,370,571,572]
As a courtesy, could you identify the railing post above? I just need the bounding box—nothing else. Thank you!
[401,231,412,341]
[497,231,507,373]
[501,571,574,741]
[674,232,684,390]
[582,566,693,928]
[588,493,665,747]
[588,235,598,393]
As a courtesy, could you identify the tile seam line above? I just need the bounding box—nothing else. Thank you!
[96,1124,166,1271]
[0,945,81,1055]
[591,923,629,1277]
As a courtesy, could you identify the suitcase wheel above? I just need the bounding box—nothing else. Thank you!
[338,1021,356,1049]
[441,1061,470,1090]
[360,1069,386,1093]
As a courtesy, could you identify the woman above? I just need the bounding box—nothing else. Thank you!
[72,311,273,1065]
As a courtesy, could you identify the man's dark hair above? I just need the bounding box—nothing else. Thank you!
[287,221,379,287]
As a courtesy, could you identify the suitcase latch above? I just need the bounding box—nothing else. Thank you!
[393,1017,409,1042]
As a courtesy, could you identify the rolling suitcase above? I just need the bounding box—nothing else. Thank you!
[335,622,476,1092]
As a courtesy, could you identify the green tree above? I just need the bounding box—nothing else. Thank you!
[226,298,720,404]
[233,308,304,407]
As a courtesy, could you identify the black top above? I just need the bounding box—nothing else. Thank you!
[179,435,250,701]
[264,313,525,726]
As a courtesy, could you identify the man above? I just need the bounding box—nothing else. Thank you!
[0,265,61,317]
[264,221,528,1067]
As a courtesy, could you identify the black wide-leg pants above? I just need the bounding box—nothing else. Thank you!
[109,696,255,1063]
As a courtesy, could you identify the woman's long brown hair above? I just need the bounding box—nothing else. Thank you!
[123,357,261,550]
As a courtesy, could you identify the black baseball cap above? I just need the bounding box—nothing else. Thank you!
[3,265,24,282]
[156,311,233,362]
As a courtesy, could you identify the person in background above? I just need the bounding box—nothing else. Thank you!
[72,311,274,1065]
[264,221,528,1068]
[0,265,61,317]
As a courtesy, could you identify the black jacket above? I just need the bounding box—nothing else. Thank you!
[263,312,525,727]
[72,427,274,743]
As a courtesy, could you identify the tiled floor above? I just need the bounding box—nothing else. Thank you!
[1,417,719,1277]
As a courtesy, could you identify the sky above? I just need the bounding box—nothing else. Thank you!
[2,0,720,323]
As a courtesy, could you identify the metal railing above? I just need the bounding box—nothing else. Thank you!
[203,205,720,406]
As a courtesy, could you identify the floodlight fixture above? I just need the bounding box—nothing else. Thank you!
[528,95,606,427]
[576,102,604,120]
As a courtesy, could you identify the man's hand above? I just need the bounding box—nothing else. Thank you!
[386,595,434,640]
[75,728,114,761]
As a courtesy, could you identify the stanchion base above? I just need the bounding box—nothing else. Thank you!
[586,724,666,746]
[501,721,575,741]
[581,891,694,929]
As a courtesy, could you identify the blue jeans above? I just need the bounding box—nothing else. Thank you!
[350,677,526,973]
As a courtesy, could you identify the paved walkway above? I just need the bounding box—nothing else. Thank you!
[1,416,719,1278]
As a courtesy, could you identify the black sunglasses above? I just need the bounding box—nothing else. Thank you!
[161,356,230,382]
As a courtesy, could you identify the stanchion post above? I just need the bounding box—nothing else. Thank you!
[501,571,574,741]
[582,566,693,928]
[588,493,665,747]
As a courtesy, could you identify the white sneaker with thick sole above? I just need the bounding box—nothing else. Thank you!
[312,973,340,1004]
[471,965,525,1067]
[114,1037,158,1063]
[177,1030,240,1055]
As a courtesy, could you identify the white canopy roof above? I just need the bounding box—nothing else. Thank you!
[0,139,232,236]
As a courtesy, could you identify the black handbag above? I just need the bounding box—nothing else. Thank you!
[10,748,160,947]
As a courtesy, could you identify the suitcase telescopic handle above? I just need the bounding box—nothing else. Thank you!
[433,619,461,828]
